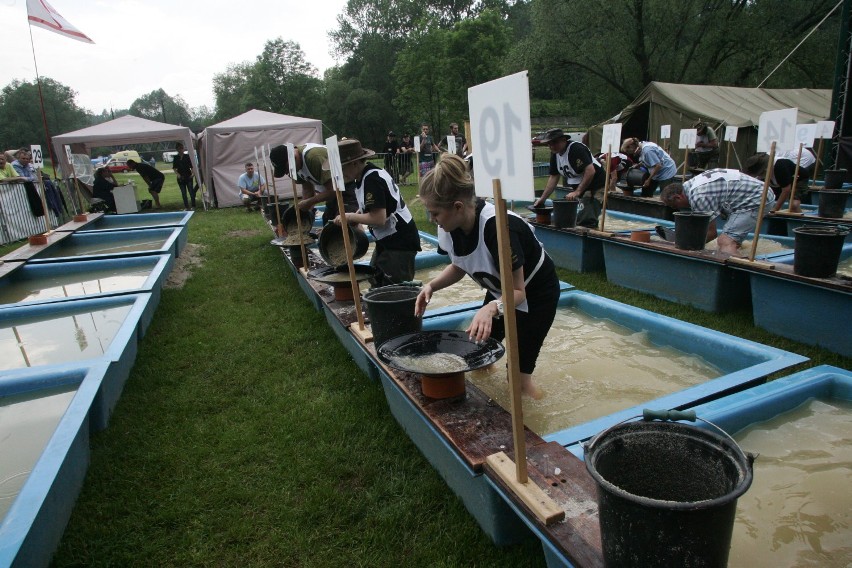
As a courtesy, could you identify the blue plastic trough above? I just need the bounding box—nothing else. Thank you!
[0,362,108,568]
[729,244,852,358]
[530,211,675,272]
[770,209,852,243]
[0,294,151,431]
[0,255,172,337]
[422,289,807,446]
[601,232,796,312]
[24,227,183,264]
[68,211,193,256]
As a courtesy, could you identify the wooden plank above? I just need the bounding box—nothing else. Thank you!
[485,451,565,525]
[486,441,604,568]
[0,230,71,262]
[727,256,776,270]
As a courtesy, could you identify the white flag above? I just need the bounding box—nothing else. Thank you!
[27,0,94,44]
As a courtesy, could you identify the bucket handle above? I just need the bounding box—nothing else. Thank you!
[585,408,756,466]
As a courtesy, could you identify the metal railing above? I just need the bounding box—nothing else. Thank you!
[0,181,76,246]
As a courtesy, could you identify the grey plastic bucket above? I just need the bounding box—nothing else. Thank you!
[793,225,850,278]
[823,169,846,190]
[553,199,579,228]
[818,190,849,218]
[585,418,753,567]
[673,212,712,250]
[362,285,422,348]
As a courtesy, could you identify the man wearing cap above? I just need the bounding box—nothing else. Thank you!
[268,143,358,224]
[333,139,421,287]
[689,120,719,170]
[533,128,607,229]
[382,131,399,182]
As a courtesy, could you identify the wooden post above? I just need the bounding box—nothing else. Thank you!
[681,147,690,181]
[36,174,51,233]
[492,179,527,484]
[747,142,776,262]
[810,138,824,189]
[262,146,285,238]
[786,143,804,213]
[725,140,732,170]
[599,145,612,232]
[330,180,367,334]
[289,178,309,272]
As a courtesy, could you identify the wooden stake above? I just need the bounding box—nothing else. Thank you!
[681,147,690,181]
[332,184,367,332]
[748,142,776,262]
[486,451,565,525]
[599,145,612,232]
[725,140,732,169]
[787,143,803,213]
[810,138,824,188]
[264,149,286,238]
[492,180,527,484]
[36,173,51,233]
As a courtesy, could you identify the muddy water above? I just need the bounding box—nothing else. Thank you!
[0,305,133,369]
[0,268,151,304]
[463,308,720,435]
[706,237,790,255]
[730,398,852,568]
[413,266,486,310]
[836,257,852,278]
[601,218,660,232]
[390,353,468,374]
[36,237,168,258]
[0,385,77,520]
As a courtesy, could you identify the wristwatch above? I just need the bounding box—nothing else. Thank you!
[492,300,504,318]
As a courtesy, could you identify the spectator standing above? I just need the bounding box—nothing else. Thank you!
[397,133,415,185]
[382,131,400,182]
[126,158,165,209]
[0,152,24,182]
[440,122,467,157]
[172,142,196,210]
[418,123,440,177]
[237,162,266,212]
[690,120,719,169]
[11,149,37,181]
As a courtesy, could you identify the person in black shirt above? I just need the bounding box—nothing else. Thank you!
[92,166,118,212]
[172,142,196,210]
[332,139,421,287]
[126,159,165,208]
[382,131,400,183]
[414,154,560,399]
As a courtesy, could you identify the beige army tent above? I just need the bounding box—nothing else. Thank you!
[199,109,322,208]
[588,82,832,168]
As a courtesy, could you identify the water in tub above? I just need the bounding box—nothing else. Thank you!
[0,267,151,304]
[729,398,852,568]
[36,236,167,258]
[0,385,77,519]
[705,237,790,255]
[413,266,488,310]
[462,308,721,435]
[836,256,852,278]
[0,305,133,369]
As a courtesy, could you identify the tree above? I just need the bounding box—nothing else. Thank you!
[129,89,193,125]
[0,77,88,151]
[212,62,253,122]
[245,39,325,119]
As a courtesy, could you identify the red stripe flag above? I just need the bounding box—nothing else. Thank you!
[26,0,94,44]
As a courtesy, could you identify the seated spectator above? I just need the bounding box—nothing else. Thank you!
[689,120,719,169]
[237,162,266,212]
[126,158,165,208]
[92,166,118,212]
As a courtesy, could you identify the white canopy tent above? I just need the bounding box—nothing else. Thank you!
[199,109,322,208]
[52,115,202,206]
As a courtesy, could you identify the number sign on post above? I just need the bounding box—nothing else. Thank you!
[413,136,421,153]
[724,126,739,142]
[468,71,534,201]
[795,124,817,149]
[325,135,344,191]
[30,145,44,170]
[757,108,797,153]
[678,129,697,150]
[660,125,671,140]
[816,120,836,139]
[601,123,623,155]
[285,143,297,180]
[446,135,457,155]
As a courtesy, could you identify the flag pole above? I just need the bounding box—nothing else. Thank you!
[27,23,60,179]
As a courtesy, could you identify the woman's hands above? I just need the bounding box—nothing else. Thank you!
[466,301,499,343]
[414,284,433,317]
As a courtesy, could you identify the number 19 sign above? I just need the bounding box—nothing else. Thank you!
[468,71,534,201]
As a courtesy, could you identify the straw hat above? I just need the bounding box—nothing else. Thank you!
[323,139,375,169]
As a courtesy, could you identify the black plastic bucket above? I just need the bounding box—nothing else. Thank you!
[318,222,369,267]
[823,169,847,190]
[673,212,712,250]
[818,190,849,218]
[585,419,753,567]
[362,285,422,348]
[793,225,850,278]
[553,199,579,228]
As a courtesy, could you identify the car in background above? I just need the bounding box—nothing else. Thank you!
[103,150,142,172]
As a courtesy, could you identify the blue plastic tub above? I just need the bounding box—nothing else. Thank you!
[422,289,807,446]
[0,255,172,336]
[70,211,192,256]
[25,227,183,263]
[0,294,151,431]
[0,362,108,568]
[730,244,852,357]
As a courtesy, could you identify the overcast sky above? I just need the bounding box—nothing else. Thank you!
[2,0,349,114]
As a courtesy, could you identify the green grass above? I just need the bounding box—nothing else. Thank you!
[3,170,847,566]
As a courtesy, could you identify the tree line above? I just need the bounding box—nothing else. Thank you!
[1,0,840,153]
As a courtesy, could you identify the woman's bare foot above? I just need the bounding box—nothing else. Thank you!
[521,373,544,399]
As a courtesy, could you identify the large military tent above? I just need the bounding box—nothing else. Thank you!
[52,115,200,201]
[588,82,832,168]
[199,110,323,208]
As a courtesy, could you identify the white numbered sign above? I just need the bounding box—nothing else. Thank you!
[468,71,534,201]
[678,129,697,150]
[660,125,671,139]
[757,108,797,153]
[414,136,421,153]
[30,145,44,170]
[601,123,623,155]
[795,124,817,148]
[64,144,73,164]
[724,126,739,142]
[816,120,835,139]
[447,135,457,155]
[324,135,345,191]
[285,143,297,180]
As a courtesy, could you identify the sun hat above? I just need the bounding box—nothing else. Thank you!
[323,139,376,170]
[539,128,571,144]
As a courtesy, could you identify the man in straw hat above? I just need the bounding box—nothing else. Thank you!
[269,143,358,224]
[330,138,421,287]
[533,128,607,229]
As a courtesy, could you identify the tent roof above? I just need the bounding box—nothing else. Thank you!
[52,114,196,147]
[202,109,321,134]
[612,81,831,127]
